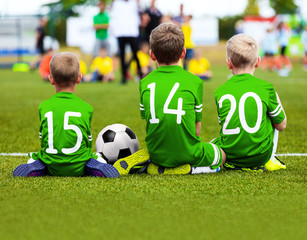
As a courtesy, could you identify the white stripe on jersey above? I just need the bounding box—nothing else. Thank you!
[269,106,282,117]
[140,103,145,111]
[195,104,203,112]
[210,143,220,166]
[269,104,281,115]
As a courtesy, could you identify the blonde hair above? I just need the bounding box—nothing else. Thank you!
[226,34,258,68]
[50,52,80,87]
[149,23,184,65]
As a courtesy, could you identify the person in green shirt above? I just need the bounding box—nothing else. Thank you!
[93,1,110,56]
[113,23,226,175]
[13,52,119,178]
[213,33,287,172]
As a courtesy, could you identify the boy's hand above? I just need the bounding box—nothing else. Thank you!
[196,122,201,136]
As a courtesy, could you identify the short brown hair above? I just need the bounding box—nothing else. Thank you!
[226,34,258,69]
[50,52,80,87]
[149,23,184,65]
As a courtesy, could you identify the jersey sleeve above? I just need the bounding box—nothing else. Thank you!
[267,88,285,124]
[139,84,145,119]
[195,80,203,122]
[87,109,93,147]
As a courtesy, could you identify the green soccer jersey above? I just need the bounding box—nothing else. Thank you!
[139,65,205,167]
[93,12,109,40]
[31,92,97,176]
[214,73,285,167]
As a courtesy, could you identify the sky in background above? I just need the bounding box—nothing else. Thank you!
[0,0,307,18]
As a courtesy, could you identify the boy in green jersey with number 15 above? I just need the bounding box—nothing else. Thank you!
[114,23,226,175]
[213,34,287,172]
[13,52,119,178]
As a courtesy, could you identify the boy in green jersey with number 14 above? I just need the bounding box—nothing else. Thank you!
[13,52,119,178]
[213,34,287,172]
[114,23,226,175]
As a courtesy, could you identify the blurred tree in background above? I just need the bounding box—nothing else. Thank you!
[269,0,298,14]
[44,0,111,43]
[244,0,260,15]
[219,0,299,40]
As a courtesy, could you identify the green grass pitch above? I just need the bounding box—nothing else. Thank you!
[0,64,306,240]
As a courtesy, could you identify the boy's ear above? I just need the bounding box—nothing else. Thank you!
[49,75,55,85]
[149,50,156,61]
[226,58,233,70]
[76,73,82,84]
[254,56,261,68]
[180,48,186,59]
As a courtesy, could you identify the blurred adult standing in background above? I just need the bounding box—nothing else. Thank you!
[93,1,110,57]
[276,21,292,76]
[173,3,185,27]
[110,0,142,84]
[143,0,162,42]
[30,17,47,70]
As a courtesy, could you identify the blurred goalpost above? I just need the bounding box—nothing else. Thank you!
[0,16,39,68]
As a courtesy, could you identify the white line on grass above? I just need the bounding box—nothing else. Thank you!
[276,153,307,157]
[0,153,28,156]
[1,153,307,157]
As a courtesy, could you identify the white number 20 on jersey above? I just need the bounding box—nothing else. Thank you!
[218,92,263,135]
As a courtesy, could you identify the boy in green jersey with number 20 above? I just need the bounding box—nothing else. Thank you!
[114,23,226,175]
[13,52,119,178]
[213,34,287,172]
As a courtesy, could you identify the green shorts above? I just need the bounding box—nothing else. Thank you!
[193,142,223,169]
[211,137,272,168]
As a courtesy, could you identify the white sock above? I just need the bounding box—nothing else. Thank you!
[27,158,36,164]
[191,166,220,174]
[270,129,279,161]
[96,153,107,164]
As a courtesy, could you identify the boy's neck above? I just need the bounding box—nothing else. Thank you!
[158,61,180,67]
[54,85,76,94]
[231,66,255,76]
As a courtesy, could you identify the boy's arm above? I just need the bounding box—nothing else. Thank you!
[196,121,201,136]
[94,23,109,30]
[139,85,145,119]
[273,92,287,131]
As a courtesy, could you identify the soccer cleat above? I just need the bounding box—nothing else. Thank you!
[223,162,265,173]
[13,160,47,177]
[264,157,286,171]
[147,162,191,175]
[85,158,119,178]
[113,149,150,175]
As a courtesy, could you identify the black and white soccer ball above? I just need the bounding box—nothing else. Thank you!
[95,124,139,164]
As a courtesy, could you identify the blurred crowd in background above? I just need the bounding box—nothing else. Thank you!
[7,0,307,82]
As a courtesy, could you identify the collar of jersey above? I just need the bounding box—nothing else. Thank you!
[157,65,183,72]
[230,73,254,80]
[54,92,75,98]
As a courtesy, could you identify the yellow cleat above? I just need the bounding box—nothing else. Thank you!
[264,157,286,171]
[147,162,191,175]
[113,149,150,175]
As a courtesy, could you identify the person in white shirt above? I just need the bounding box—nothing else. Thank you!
[109,0,143,84]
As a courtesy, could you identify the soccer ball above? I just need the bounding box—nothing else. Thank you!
[95,124,139,164]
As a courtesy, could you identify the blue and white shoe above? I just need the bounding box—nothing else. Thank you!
[85,158,119,178]
[13,160,46,177]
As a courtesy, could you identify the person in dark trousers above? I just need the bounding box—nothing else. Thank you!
[110,0,143,84]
